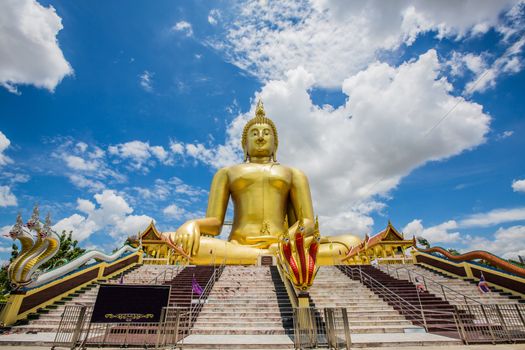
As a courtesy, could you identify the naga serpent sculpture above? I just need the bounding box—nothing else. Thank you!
[6,206,139,290]
[278,215,320,291]
[6,208,60,289]
[415,246,525,278]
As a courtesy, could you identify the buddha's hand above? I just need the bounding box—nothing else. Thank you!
[161,220,200,257]
[278,217,320,291]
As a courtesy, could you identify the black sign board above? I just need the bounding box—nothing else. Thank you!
[91,284,170,323]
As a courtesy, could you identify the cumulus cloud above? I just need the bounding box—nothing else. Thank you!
[163,204,188,220]
[53,139,124,192]
[172,21,193,37]
[460,207,525,227]
[177,50,490,236]
[404,202,525,259]
[213,0,518,88]
[466,225,525,260]
[0,0,73,93]
[464,36,525,94]
[513,179,525,193]
[0,131,13,166]
[53,189,153,242]
[0,186,17,207]
[133,177,207,202]
[108,141,172,171]
[403,219,461,243]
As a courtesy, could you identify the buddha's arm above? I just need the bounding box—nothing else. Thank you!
[161,168,229,256]
[289,168,315,229]
[203,167,230,235]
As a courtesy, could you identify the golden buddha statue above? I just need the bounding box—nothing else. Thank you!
[161,101,360,266]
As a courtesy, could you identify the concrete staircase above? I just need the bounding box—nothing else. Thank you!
[184,266,294,349]
[309,266,462,347]
[10,263,177,333]
[192,266,292,335]
[310,266,420,334]
[380,263,523,305]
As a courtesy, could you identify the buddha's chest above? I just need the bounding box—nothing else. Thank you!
[229,165,292,194]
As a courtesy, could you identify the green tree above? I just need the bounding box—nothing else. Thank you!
[417,237,430,249]
[0,244,20,296]
[40,231,86,271]
[447,248,460,255]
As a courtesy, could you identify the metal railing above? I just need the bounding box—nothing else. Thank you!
[188,264,225,329]
[147,265,183,285]
[455,303,525,344]
[338,265,460,335]
[143,257,170,265]
[293,307,351,349]
[380,264,484,306]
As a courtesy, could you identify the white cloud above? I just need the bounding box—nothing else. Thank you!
[403,219,461,243]
[179,50,490,235]
[465,36,525,94]
[208,9,221,25]
[466,225,525,260]
[64,155,99,171]
[405,206,525,245]
[68,174,105,192]
[170,141,185,155]
[53,189,153,242]
[0,186,17,207]
[0,0,73,93]
[53,139,125,191]
[512,179,525,193]
[108,141,171,170]
[460,207,525,227]
[214,0,518,88]
[0,131,13,166]
[139,70,153,91]
[172,21,193,37]
[163,204,188,220]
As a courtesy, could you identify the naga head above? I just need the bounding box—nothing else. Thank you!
[26,204,41,232]
[5,213,24,240]
[278,214,320,292]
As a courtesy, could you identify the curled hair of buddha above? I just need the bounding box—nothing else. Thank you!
[241,100,279,162]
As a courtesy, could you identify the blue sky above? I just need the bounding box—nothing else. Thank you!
[1,0,525,261]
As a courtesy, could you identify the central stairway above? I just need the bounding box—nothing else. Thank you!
[184,265,294,349]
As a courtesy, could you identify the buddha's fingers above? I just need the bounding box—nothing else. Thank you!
[192,225,200,256]
[182,233,189,256]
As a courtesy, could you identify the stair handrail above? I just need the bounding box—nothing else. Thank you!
[381,264,482,306]
[338,265,459,334]
[189,264,225,327]
[147,265,183,285]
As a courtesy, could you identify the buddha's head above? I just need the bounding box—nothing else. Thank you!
[241,100,278,162]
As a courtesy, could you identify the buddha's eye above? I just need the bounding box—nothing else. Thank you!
[264,129,270,135]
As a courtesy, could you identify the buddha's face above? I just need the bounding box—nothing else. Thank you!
[246,123,275,158]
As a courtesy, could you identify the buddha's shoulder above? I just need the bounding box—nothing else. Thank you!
[223,163,294,174]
